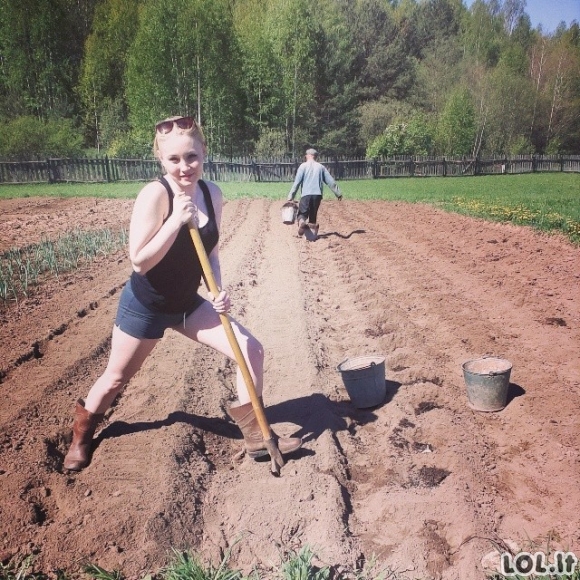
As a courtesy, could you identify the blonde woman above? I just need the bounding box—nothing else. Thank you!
[64,116,301,471]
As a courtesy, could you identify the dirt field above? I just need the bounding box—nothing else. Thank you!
[0,195,579,579]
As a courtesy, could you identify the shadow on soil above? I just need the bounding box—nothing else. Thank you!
[316,229,366,240]
[94,386,401,452]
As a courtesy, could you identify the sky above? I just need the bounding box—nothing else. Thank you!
[463,0,580,33]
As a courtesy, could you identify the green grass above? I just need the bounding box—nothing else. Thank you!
[0,182,145,200]
[219,174,580,243]
[1,173,578,242]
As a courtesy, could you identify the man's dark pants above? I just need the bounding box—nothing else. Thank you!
[298,195,322,224]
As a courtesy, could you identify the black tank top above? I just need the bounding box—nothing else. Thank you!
[130,178,219,313]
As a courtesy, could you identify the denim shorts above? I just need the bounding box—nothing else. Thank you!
[115,282,205,339]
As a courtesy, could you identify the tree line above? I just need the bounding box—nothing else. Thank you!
[0,0,578,160]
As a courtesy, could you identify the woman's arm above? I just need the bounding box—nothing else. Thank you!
[129,181,195,274]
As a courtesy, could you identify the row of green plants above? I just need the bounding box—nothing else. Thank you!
[0,228,128,305]
[0,546,394,580]
[2,544,579,580]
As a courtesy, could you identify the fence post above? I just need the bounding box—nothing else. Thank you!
[443,157,447,177]
[47,159,54,184]
[409,157,415,177]
[104,155,111,182]
[251,160,261,182]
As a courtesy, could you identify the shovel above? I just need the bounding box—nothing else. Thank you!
[188,222,285,476]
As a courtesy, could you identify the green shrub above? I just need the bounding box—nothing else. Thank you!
[366,114,434,157]
[107,129,152,158]
[254,129,288,158]
[0,116,84,159]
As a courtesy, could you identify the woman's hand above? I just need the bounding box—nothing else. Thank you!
[171,191,196,227]
[208,290,231,314]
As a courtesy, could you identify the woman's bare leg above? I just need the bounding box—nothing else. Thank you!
[176,301,264,404]
[84,325,158,414]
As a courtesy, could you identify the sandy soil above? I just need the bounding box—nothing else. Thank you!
[0,195,579,580]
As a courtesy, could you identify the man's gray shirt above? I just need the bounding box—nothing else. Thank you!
[288,160,341,200]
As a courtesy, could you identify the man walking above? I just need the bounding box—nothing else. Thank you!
[287,148,342,240]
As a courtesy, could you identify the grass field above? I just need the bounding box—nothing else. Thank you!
[1,173,578,244]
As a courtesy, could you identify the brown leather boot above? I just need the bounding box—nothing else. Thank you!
[63,399,104,471]
[226,399,302,459]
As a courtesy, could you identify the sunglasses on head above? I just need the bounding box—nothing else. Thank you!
[155,116,195,134]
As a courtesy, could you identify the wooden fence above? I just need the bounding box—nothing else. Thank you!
[0,154,578,184]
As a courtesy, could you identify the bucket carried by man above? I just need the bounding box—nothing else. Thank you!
[281,201,298,225]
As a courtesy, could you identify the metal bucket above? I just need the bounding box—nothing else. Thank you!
[337,355,386,409]
[462,356,512,412]
[282,202,297,224]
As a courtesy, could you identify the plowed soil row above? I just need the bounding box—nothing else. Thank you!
[0,197,578,580]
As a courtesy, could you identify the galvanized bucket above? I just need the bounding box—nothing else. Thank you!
[462,356,512,412]
[337,355,386,409]
[282,202,297,224]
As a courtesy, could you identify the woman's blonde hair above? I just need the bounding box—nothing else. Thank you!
[153,116,206,158]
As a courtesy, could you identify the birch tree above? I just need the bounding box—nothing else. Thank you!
[125,0,243,155]
[265,0,320,156]
[233,0,285,148]
[78,0,141,151]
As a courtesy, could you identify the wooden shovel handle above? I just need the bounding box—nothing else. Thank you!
[187,223,274,442]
